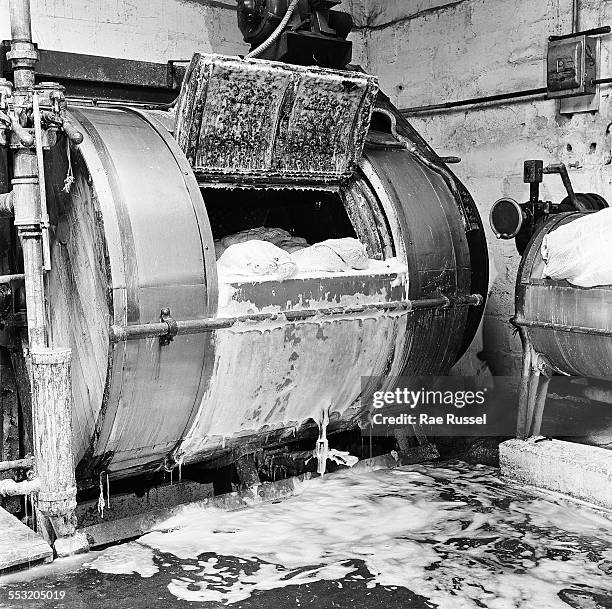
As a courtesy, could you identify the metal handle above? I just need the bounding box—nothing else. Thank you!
[62,119,83,144]
[543,163,587,212]
[10,115,33,146]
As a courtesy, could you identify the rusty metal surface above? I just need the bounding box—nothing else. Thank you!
[516,212,612,379]
[174,54,378,185]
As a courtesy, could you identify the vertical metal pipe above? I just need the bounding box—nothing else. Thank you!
[8,0,45,348]
[516,327,533,439]
[31,348,88,556]
[8,0,86,557]
[7,0,37,90]
[31,349,76,523]
[9,0,33,40]
[572,0,579,33]
[12,155,46,347]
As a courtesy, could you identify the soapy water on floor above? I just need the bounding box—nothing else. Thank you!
[87,461,612,607]
[2,460,611,608]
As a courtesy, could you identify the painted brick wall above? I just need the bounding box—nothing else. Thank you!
[357,0,612,377]
[0,0,248,60]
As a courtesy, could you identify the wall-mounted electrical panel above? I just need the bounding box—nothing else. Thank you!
[547,34,597,98]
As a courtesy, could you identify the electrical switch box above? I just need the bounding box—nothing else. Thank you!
[547,34,597,98]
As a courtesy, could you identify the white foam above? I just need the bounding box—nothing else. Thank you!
[88,462,612,607]
[217,257,408,285]
[88,542,157,578]
[168,561,355,604]
[327,449,359,468]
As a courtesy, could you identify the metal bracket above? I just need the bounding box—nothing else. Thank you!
[166,59,190,90]
[159,307,178,347]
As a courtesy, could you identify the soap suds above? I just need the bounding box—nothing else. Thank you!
[87,542,158,578]
[327,449,359,468]
[168,560,355,604]
[88,461,612,607]
[217,257,408,285]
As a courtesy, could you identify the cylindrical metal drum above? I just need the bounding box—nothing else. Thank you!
[42,101,487,479]
[515,212,612,379]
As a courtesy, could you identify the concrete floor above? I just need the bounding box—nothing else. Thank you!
[0,460,611,609]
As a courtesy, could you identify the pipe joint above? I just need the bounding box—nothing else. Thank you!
[6,46,38,65]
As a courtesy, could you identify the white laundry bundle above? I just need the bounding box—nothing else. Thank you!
[290,238,369,273]
[541,207,612,287]
[214,227,309,259]
[217,240,297,280]
[290,243,347,272]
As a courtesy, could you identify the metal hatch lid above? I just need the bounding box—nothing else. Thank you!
[174,53,378,187]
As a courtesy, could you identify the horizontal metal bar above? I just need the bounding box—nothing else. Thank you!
[21,48,185,89]
[0,456,33,472]
[401,87,548,115]
[401,77,612,115]
[66,96,173,109]
[0,273,24,284]
[110,295,483,343]
[549,25,611,41]
[512,317,612,336]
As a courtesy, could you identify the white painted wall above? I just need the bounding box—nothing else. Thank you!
[0,0,248,61]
